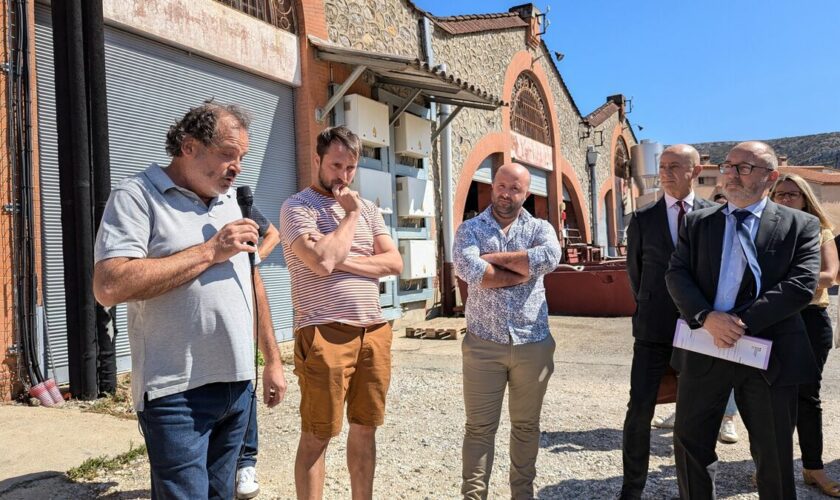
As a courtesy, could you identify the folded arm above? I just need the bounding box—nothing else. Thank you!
[453,224,529,289]
[287,211,359,277]
[334,234,403,279]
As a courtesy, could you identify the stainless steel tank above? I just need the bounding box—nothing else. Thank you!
[630,140,663,195]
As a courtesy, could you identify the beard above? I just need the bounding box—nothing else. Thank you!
[318,171,346,194]
[723,179,764,204]
[491,196,523,219]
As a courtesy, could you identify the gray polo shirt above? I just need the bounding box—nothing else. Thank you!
[94,163,256,411]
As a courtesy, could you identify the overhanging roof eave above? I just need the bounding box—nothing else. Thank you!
[308,35,505,110]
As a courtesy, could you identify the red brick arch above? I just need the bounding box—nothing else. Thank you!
[498,51,578,234]
[453,132,511,229]
[559,158,591,241]
[598,181,616,246]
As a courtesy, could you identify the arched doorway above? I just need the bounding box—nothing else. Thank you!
[462,154,550,222]
[562,179,582,232]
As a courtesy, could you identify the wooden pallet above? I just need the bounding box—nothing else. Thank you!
[405,319,465,340]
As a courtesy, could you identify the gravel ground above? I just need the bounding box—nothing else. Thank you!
[6,312,840,499]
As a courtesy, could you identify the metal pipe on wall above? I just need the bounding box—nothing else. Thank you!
[81,0,117,395]
[587,146,599,248]
[51,0,98,399]
[420,17,457,315]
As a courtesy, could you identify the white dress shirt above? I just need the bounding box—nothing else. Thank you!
[663,191,696,246]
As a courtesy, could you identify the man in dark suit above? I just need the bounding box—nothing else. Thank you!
[666,141,820,499]
[620,144,713,499]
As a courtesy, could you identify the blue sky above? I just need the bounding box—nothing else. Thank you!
[415,0,840,145]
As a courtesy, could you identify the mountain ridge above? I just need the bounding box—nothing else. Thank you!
[689,132,840,167]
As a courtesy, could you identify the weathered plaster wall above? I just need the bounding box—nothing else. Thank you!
[324,0,422,58]
[103,0,301,86]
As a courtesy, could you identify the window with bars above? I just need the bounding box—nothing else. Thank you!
[216,0,296,33]
[511,73,552,146]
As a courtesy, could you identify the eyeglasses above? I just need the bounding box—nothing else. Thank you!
[718,161,771,176]
[772,191,802,201]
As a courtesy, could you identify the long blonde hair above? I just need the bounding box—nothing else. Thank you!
[770,173,833,230]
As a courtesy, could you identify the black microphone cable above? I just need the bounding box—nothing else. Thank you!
[236,186,260,474]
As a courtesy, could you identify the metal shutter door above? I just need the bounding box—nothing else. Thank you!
[35,7,296,384]
[472,161,548,196]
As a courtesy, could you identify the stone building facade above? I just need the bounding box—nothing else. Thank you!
[318,0,637,245]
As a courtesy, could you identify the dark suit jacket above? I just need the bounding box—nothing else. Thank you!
[665,200,821,386]
[627,196,714,343]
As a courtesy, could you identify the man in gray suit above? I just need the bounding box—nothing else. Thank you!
[666,141,820,498]
[620,144,712,499]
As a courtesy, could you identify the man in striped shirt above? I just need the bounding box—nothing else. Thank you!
[279,126,403,500]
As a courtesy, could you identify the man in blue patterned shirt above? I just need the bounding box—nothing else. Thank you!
[453,162,562,500]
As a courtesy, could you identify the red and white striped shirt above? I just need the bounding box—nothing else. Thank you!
[280,186,389,331]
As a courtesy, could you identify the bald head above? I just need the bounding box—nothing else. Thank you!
[732,141,778,171]
[659,144,701,199]
[495,162,531,188]
[662,144,700,167]
[490,162,531,221]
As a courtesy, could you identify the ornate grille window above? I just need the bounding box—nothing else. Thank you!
[614,136,630,178]
[216,0,297,34]
[511,73,552,145]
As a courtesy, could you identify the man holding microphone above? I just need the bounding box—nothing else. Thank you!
[93,101,286,499]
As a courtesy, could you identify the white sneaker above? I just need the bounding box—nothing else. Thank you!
[652,412,675,429]
[719,416,739,443]
[236,466,260,499]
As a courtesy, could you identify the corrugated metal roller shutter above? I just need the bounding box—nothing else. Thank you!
[34,6,296,384]
[472,163,548,197]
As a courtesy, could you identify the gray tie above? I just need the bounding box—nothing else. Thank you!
[732,209,762,300]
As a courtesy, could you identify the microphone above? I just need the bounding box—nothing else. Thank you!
[236,185,256,265]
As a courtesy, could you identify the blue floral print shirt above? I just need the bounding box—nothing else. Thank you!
[453,206,561,345]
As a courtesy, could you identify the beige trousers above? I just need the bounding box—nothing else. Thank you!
[461,332,556,500]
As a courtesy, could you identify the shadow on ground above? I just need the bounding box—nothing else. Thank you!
[539,428,676,458]
[0,472,150,500]
[536,460,759,499]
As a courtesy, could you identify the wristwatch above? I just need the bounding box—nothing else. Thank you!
[691,309,710,329]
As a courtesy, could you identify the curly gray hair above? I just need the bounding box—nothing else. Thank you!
[165,100,250,157]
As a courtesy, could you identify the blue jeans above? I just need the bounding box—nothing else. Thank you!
[138,381,252,500]
[238,392,258,468]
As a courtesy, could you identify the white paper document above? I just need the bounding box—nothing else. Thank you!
[673,319,772,370]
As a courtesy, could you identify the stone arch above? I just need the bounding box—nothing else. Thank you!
[501,51,564,230]
[560,158,591,241]
[453,132,512,229]
[598,182,617,246]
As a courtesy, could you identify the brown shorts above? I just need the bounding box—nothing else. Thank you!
[293,322,392,439]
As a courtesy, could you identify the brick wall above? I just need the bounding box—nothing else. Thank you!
[0,3,16,401]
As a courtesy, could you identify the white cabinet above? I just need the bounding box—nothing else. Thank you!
[343,94,389,148]
[398,239,437,280]
[350,167,393,214]
[395,176,434,218]
[394,113,432,158]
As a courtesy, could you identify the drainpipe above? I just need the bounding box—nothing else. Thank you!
[587,146,599,248]
[421,18,456,316]
[51,0,98,400]
[82,0,117,395]
[439,94,456,315]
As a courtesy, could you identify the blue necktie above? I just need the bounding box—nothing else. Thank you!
[732,209,762,301]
